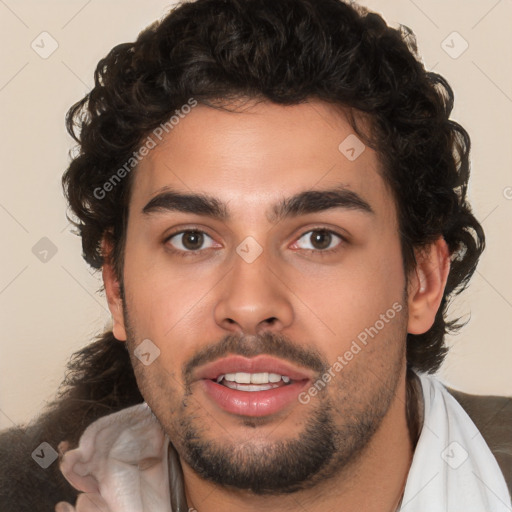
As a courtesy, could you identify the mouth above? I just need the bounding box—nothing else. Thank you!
[215,371,292,391]
[194,355,313,417]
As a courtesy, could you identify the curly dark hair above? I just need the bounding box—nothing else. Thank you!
[62,0,484,374]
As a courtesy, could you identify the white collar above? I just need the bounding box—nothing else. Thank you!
[60,403,171,512]
[400,372,512,511]
[59,374,512,512]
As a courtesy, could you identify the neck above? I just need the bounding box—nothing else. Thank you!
[177,365,421,512]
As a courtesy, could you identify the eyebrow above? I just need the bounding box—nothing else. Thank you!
[142,185,374,222]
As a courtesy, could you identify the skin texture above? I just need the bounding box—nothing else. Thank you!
[103,100,450,512]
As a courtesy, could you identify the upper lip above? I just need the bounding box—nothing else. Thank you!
[193,355,315,382]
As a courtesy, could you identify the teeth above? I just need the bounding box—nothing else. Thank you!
[216,372,291,384]
[235,372,251,384]
[223,382,278,392]
[251,372,268,384]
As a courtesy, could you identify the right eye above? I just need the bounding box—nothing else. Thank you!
[165,230,218,255]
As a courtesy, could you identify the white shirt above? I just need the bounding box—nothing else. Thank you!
[58,373,512,512]
[400,373,511,512]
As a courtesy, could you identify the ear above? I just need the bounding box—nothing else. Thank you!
[407,237,451,335]
[101,235,127,341]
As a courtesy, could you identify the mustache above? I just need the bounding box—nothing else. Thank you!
[183,331,328,386]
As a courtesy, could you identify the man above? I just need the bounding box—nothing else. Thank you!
[0,0,511,511]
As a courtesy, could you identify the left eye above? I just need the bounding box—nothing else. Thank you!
[293,230,343,251]
[167,230,216,251]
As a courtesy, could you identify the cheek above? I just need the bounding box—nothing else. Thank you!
[288,237,406,354]
[122,243,215,337]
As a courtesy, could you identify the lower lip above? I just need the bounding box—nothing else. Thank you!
[201,379,309,417]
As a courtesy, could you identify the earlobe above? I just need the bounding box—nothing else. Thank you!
[101,236,127,342]
[407,237,450,335]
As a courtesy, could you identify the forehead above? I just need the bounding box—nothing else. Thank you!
[128,100,395,223]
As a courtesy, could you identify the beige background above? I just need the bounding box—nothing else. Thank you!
[0,0,511,430]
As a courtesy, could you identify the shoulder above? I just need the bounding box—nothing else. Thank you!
[446,386,512,493]
[0,425,78,512]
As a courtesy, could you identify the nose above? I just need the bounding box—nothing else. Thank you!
[213,247,294,336]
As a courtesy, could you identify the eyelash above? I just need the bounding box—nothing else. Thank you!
[163,227,346,258]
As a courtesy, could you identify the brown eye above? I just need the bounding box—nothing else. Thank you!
[167,230,214,252]
[181,231,204,250]
[294,229,343,252]
[309,230,332,250]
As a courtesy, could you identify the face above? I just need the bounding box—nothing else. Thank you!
[111,100,412,494]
